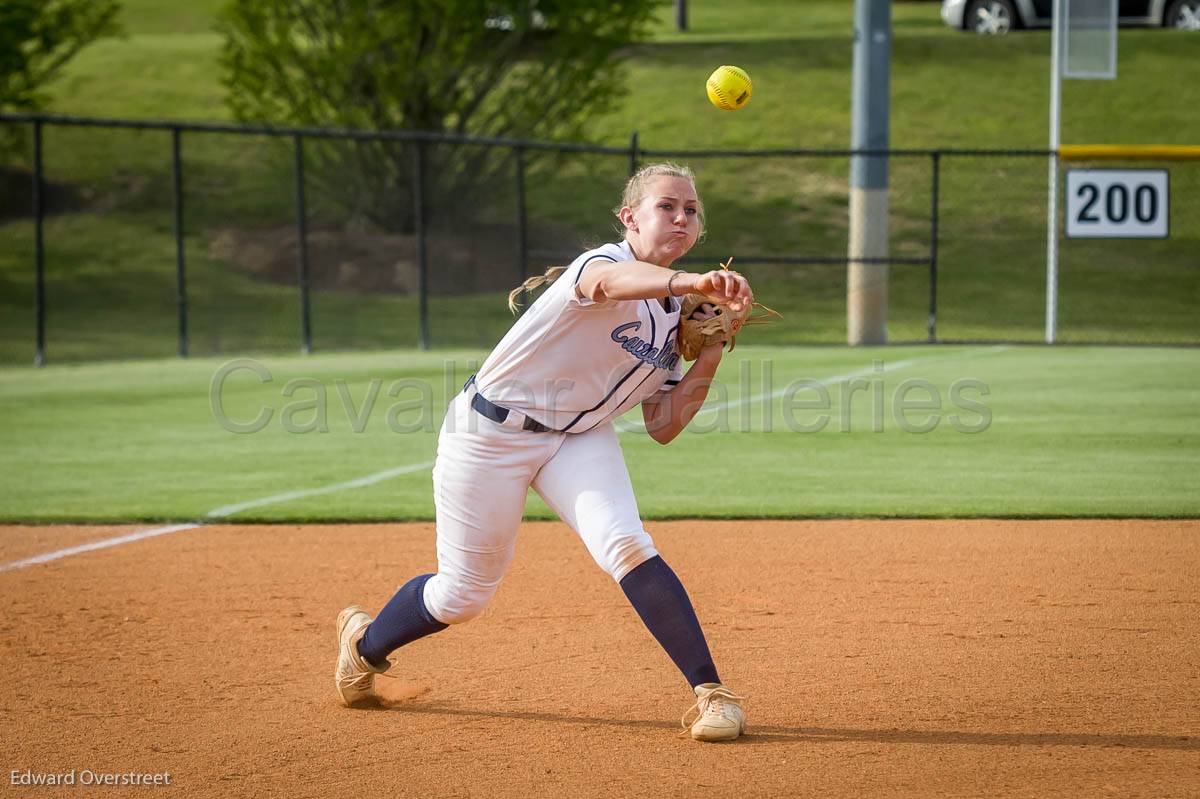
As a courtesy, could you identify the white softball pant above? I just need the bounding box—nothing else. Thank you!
[422,389,658,625]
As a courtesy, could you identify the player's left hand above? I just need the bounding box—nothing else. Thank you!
[677,288,780,361]
[690,304,725,360]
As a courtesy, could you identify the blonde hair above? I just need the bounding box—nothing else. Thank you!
[507,266,568,313]
[613,162,705,236]
[506,163,704,314]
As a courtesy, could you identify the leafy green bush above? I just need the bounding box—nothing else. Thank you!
[217,0,656,231]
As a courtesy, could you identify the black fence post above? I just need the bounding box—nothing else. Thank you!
[928,151,941,344]
[514,146,528,286]
[412,141,430,350]
[32,119,45,368]
[628,130,639,177]
[675,0,688,31]
[293,134,313,355]
[171,127,188,358]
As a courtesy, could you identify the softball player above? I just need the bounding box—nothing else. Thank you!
[335,163,753,742]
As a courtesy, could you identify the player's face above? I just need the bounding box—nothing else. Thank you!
[630,176,701,266]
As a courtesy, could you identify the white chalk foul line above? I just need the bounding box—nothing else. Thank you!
[0,523,201,574]
[694,344,1011,423]
[0,460,436,574]
[205,460,435,519]
[614,359,916,435]
[618,345,1010,434]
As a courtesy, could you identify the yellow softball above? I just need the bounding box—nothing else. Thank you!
[706,65,752,111]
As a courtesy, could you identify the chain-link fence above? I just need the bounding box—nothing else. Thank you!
[1,113,1196,365]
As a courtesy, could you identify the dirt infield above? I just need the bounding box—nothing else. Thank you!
[1,520,1197,798]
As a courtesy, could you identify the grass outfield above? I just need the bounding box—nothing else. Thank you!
[0,1,1196,364]
[0,345,1196,522]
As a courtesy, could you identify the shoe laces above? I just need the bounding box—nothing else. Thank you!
[337,665,397,690]
[339,628,395,691]
[679,686,745,736]
[338,668,374,692]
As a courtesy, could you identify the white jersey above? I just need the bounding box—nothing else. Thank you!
[475,240,684,433]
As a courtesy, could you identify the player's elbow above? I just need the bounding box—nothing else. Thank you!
[574,276,604,303]
[643,403,676,444]
[592,272,623,302]
[577,264,615,302]
[646,423,679,445]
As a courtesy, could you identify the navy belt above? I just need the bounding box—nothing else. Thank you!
[464,376,554,433]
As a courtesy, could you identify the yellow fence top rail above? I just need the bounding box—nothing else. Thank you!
[1059,145,1200,162]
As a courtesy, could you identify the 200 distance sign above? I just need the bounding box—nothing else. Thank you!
[1065,169,1169,239]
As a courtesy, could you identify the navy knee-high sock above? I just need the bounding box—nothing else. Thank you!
[357,574,448,669]
[619,555,720,688]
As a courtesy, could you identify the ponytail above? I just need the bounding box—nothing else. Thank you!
[507,266,567,314]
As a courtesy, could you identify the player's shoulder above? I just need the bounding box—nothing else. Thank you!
[570,240,631,271]
[558,240,631,295]
[553,240,634,310]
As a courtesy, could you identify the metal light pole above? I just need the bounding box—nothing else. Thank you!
[847,0,891,345]
[1045,0,1064,343]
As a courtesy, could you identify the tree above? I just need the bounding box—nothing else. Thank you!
[217,0,656,232]
[0,0,122,112]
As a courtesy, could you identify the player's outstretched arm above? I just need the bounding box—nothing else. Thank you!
[577,262,752,311]
[641,344,724,445]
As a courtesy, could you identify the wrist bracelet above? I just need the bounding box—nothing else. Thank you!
[667,271,685,297]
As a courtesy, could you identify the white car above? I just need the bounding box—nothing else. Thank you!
[942,0,1200,33]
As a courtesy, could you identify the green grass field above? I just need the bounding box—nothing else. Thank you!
[1,345,1196,522]
[1,0,1197,364]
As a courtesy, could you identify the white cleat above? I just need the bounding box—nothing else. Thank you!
[335,605,387,707]
[682,683,746,742]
